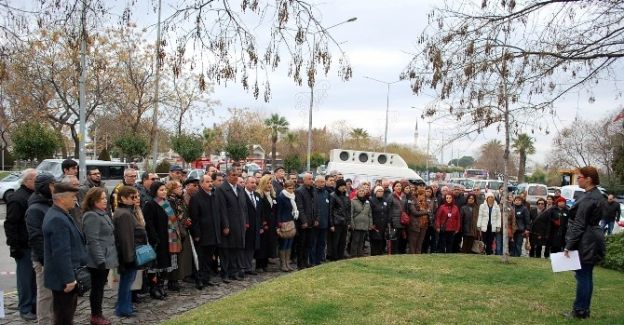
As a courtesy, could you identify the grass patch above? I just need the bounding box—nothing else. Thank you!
[166,255,624,324]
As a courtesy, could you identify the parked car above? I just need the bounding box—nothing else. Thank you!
[0,172,21,202]
[449,178,475,191]
[473,179,504,193]
[560,185,608,208]
[515,183,548,207]
[36,159,128,192]
[186,169,205,181]
[547,186,560,197]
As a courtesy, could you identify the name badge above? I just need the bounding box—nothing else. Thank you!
[365,200,369,204]
[407,200,413,204]
[383,202,387,206]
[272,200,277,205]
[255,197,259,202]
[326,198,329,204]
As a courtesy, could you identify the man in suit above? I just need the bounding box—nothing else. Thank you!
[189,174,221,287]
[42,183,88,325]
[215,168,248,281]
[272,166,286,194]
[295,172,316,269]
[243,176,261,275]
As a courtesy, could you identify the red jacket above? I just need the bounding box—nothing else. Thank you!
[435,203,461,232]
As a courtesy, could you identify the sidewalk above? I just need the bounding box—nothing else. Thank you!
[1,263,284,325]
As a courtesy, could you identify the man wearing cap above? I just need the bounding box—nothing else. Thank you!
[272,166,286,194]
[5,169,37,321]
[26,173,56,325]
[110,168,138,212]
[42,183,88,324]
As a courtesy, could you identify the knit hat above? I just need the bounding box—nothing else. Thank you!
[335,179,347,189]
[35,173,55,198]
[556,196,567,204]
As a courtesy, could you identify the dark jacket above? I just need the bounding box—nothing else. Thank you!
[550,206,569,249]
[565,187,605,265]
[25,193,53,264]
[329,191,351,227]
[460,204,479,237]
[5,185,34,256]
[407,201,429,232]
[272,178,285,195]
[369,195,390,238]
[256,193,276,259]
[513,204,531,232]
[113,205,147,273]
[389,192,405,229]
[530,208,551,239]
[77,179,108,208]
[82,209,119,269]
[244,189,261,250]
[136,183,153,209]
[189,189,221,246]
[143,200,173,268]
[276,192,295,224]
[602,201,621,222]
[314,187,331,229]
[215,182,248,249]
[295,185,315,227]
[42,205,88,291]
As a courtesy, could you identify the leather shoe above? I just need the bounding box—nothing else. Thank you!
[221,277,231,284]
[20,313,37,321]
[245,270,258,275]
[204,280,219,286]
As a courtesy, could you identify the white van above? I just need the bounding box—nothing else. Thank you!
[36,159,128,191]
[325,149,424,185]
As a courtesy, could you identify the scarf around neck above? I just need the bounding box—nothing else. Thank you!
[281,189,299,220]
[155,197,181,253]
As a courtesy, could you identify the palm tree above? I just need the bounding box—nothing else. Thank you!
[282,131,299,156]
[349,127,370,149]
[264,114,289,168]
[512,133,536,183]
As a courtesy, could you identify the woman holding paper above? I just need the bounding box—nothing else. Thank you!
[563,166,605,320]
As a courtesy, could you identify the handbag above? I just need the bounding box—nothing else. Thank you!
[277,221,297,239]
[74,266,91,296]
[135,244,157,267]
[471,240,485,254]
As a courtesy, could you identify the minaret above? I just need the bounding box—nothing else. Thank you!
[413,118,419,150]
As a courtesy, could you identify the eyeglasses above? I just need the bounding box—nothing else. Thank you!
[130,195,139,199]
[89,172,101,176]
[537,202,545,205]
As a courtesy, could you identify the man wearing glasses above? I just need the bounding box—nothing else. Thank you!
[110,168,138,212]
[78,166,108,206]
[137,172,159,208]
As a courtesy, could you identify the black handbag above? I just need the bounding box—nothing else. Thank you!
[74,266,91,295]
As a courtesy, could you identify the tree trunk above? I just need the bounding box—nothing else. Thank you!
[70,125,80,159]
[271,135,277,169]
[518,152,526,183]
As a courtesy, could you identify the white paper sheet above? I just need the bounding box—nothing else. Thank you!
[550,250,582,272]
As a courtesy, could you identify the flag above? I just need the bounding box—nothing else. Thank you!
[613,108,624,123]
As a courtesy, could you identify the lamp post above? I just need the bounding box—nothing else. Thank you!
[305,17,357,172]
[364,77,403,152]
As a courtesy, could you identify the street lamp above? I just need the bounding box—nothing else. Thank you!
[364,77,404,152]
[305,17,357,172]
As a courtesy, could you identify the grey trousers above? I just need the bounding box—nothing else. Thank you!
[242,248,255,271]
[33,261,54,325]
[221,248,243,277]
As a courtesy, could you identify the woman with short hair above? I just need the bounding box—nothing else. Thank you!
[477,192,501,255]
[82,187,118,325]
[460,194,480,254]
[350,186,372,257]
[112,186,147,317]
[435,193,461,253]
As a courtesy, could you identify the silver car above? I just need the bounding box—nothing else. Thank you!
[0,173,21,202]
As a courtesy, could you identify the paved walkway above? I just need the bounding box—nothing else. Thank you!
[1,263,285,325]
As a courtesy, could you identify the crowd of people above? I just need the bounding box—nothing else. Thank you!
[4,159,613,324]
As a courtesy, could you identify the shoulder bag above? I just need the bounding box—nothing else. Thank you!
[135,236,157,267]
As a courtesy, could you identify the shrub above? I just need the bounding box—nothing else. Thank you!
[156,160,171,174]
[602,232,624,272]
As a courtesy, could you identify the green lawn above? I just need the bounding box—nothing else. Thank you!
[166,255,624,325]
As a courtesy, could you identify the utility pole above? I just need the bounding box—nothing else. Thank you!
[149,0,163,171]
[78,0,88,182]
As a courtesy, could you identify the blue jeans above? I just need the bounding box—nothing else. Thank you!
[15,248,36,315]
[116,269,137,316]
[310,228,327,265]
[279,238,293,250]
[495,233,503,255]
[510,231,524,257]
[573,263,594,312]
[599,220,615,235]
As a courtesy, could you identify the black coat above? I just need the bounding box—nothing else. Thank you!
[329,191,351,227]
[215,182,248,249]
[530,208,551,239]
[189,190,221,247]
[256,193,275,259]
[314,187,331,229]
[25,193,52,264]
[143,200,173,268]
[295,185,316,226]
[244,190,261,251]
[513,204,531,232]
[5,185,34,255]
[566,187,606,265]
[369,196,389,240]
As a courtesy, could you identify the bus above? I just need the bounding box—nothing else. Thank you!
[464,168,489,179]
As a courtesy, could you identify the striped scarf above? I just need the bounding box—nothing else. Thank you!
[155,198,182,253]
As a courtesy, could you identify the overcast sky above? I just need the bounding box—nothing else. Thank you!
[98,1,624,165]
